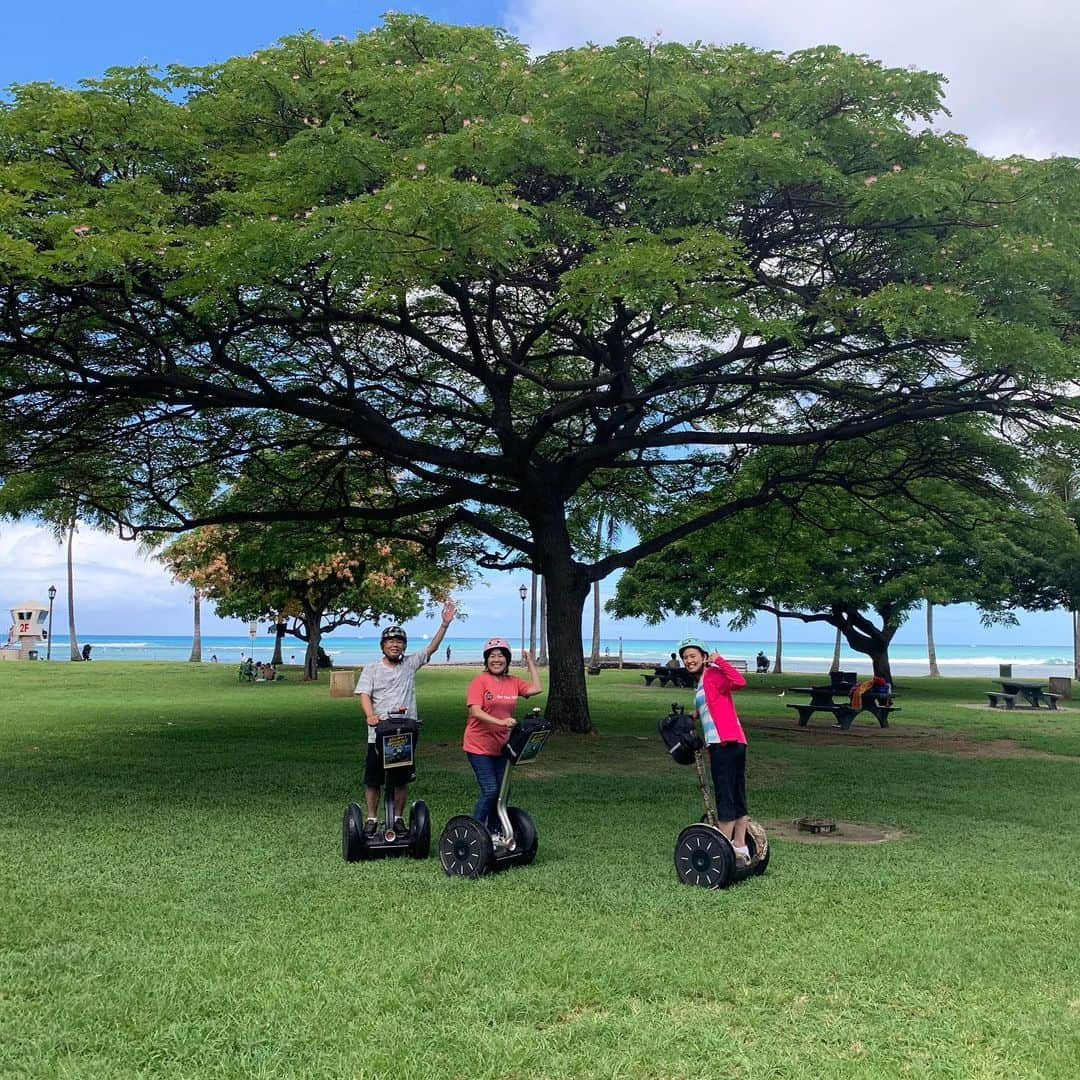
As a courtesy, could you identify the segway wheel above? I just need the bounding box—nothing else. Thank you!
[746,819,771,876]
[438,815,494,878]
[674,823,735,889]
[408,800,431,860]
[506,806,538,866]
[342,802,368,863]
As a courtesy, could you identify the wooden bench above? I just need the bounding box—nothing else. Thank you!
[730,659,748,674]
[1040,693,1061,710]
[986,691,1018,709]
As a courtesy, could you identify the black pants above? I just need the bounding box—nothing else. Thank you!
[709,742,748,820]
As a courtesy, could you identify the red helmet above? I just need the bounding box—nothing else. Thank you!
[483,637,512,664]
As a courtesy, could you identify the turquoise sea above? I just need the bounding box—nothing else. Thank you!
[31,634,1076,678]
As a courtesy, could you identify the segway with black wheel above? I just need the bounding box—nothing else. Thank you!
[342,714,431,862]
[439,708,553,877]
[659,703,770,888]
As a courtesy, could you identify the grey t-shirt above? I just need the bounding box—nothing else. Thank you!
[355,651,429,743]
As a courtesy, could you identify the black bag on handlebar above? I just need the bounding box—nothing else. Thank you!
[658,708,703,766]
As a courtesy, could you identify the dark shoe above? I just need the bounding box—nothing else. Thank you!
[393,817,407,835]
[363,817,377,837]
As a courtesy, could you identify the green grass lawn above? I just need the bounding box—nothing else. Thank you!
[1,662,1078,1078]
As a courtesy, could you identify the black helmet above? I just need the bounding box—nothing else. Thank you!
[380,625,407,662]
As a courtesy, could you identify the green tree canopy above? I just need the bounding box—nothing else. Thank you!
[611,443,1080,679]
[2,17,1078,727]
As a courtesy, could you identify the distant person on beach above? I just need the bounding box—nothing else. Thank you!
[355,598,456,837]
[679,637,751,867]
[756,651,769,674]
[210,654,218,663]
[81,643,92,661]
[446,644,452,664]
[666,652,681,669]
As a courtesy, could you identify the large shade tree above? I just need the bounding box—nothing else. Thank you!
[1,18,1078,728]
[611,450,1080,680]
[160,518,462,680]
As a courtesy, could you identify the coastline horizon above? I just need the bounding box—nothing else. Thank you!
[21,633,1076,680]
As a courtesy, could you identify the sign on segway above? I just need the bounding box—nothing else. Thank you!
[658,703,771,889]
[381,731,415,768]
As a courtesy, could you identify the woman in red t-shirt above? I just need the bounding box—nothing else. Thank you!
[464,637,543,834]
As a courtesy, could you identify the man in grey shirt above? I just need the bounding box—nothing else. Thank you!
[355,598,455,835]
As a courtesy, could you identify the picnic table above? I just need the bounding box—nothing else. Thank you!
[987,680,1060,710]
[786,684,900,730]
[642,666,696,689]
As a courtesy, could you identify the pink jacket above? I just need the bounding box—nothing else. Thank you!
[700,656,747,744]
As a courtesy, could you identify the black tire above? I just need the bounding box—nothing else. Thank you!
[408,800,431,860]
[342,802,367,863]
[506,806,538,866]
[674,823,735,889]
[746,820,771,877]
[438,815,494,878]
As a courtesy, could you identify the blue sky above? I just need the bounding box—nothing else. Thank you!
[2,2,1076,644]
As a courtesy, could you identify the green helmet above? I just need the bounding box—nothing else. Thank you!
[677,637,710,657]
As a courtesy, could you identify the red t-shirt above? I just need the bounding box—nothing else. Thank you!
[464,671,533,755]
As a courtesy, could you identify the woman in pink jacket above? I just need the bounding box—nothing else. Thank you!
[678,637,751,866]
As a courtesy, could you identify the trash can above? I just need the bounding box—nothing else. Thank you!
[27,649,38,661]
[1048,676,1072,700]
[998,664,1012,679]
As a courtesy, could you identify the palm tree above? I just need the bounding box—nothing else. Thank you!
[771,606,783,674]
[188,587,203,662]
[588,513,618,668]
[926,600,941,676]
[538,579,549,666]
[830,627,842,672]
[63,516,82,660]
[529,571,538,655]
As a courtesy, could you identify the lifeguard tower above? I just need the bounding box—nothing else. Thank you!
[2,601,51,661]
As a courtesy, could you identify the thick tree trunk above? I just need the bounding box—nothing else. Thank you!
[830,627,842,672]
[537,579,548,666]
[188,588,202,662]
[1073,609,1080,682]
[833,606,896,683]
[543,574,592,732]
[866,644,892,681]
[772,607,783,674]
[926,600,941,677]
[532,509,592,731]
[301,604,323,682]
[271,621,286,666]
[66,520,82,661]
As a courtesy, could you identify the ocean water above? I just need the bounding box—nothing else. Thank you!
[25,634,1076,679]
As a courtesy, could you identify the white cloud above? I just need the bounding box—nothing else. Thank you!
[505,0,1078,158]
[0,521,232,635]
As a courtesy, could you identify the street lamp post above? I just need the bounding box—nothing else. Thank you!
[518,583,528,662]
[248,619,257,659]
[46,585,56,661]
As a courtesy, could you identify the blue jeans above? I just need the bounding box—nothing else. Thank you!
[467,752,508,829]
